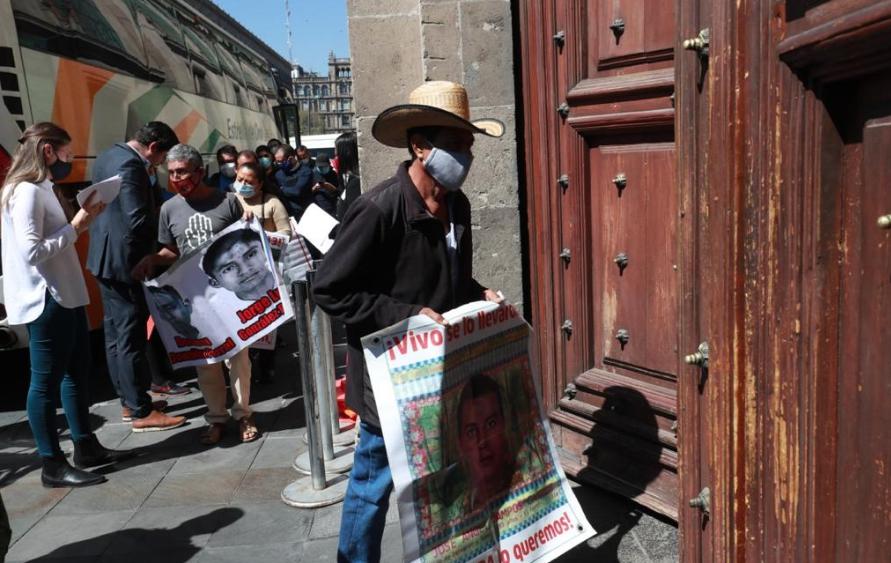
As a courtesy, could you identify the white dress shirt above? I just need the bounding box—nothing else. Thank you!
[1,179,89,324]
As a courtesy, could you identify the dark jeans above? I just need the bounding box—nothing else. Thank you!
[97,278,153,418]
[25,294,92,458]
[147,330,174,386]
[337,422,393,563]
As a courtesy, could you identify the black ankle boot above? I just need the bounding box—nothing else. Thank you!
[41,455,106,488]
[73,434,136,468]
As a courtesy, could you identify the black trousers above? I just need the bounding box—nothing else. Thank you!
[97,278,153,418]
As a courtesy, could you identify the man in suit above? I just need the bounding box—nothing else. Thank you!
[87,122,186,432]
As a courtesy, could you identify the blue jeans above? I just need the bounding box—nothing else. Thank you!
[338,421,393,563]
[26,294,93,458]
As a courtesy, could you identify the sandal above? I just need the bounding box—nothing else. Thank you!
[201,422,226,445]
[239,416,259,443]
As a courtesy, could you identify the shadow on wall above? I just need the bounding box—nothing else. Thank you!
[574,386,666,562]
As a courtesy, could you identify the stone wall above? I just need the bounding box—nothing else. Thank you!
[347,0,523,308]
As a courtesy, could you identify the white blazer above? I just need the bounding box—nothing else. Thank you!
[1,179,89,324]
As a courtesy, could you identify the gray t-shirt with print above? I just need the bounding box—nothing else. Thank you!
[158,191,243,255]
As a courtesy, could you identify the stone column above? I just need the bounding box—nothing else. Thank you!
[348,0,523,307]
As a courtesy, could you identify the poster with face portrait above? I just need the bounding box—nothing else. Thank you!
[363,301,595,563]
[143,218,294,368]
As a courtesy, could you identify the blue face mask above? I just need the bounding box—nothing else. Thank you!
[318,166,331,175]
[423,145,473,192]
[259,157,272,169]
[233,181,256,198]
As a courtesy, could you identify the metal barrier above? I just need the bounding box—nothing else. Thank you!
[292,271,355,475]
[280,280,349,508]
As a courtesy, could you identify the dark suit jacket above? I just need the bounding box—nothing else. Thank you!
[86,143,157,283]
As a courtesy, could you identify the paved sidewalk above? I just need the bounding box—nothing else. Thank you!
[1,351,677,562]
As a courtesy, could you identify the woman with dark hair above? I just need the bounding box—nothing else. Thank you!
[334,131,361,220]
[1,122,129,488]
[232,161,289,385]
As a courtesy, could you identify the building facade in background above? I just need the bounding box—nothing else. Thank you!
[293,52,355,135]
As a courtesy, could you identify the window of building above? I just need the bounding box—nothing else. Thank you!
[342,114,351,126]
[304,86,311,97]
[321,85,329,97]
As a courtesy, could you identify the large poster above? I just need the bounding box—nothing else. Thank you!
[143,218,293,368]
[363,301,595,563]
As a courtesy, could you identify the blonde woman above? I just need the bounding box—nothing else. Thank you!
[1,122,128,488]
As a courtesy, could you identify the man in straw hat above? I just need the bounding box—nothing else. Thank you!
[313,81,506,562]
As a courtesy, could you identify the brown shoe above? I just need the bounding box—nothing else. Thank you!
[122,400,168,422]
[131,410,186,433]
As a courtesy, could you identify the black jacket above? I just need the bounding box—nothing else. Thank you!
[86,143,156,283]
[313,162,486,428]
[336,171,361,221]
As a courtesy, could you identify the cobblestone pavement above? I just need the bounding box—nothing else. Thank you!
[0,331,676,562]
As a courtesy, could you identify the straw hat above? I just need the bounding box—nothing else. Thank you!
[372,81,505,148]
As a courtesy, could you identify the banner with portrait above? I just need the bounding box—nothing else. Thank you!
[143,218,294,368]
[363,301,595,563]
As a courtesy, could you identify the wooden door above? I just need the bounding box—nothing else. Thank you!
[679,0,891,559]
[518,1,682,520]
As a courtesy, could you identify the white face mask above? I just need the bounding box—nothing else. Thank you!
[220,162,237,178]
[423,145,473,192]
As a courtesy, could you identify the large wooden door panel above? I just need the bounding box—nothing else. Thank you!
[677,0,891,559]
[836,110,891,562]
[520,0,680,520]
[592,0,675,70]
[593,144,678,376]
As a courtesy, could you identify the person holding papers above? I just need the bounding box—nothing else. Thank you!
[132,144,259,445]
[88,122,186,432]
[0,122,131,487]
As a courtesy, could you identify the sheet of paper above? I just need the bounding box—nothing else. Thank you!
[295,203,339,254]
[76,174,122,207]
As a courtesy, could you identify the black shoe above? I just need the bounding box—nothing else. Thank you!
[41,455,107,488]
[73,435,136,468]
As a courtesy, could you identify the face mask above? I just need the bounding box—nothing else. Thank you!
[259,157,272,169]
[301,157,311,165]
[48,158,72,181]
[220,162,236,178]
[423,145,473,192]
[234,181,256,198]
[319,166,331,174]
[169,175,199,198]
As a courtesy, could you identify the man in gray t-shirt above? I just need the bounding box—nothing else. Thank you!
[132,143,260,446]
[158,188,242,255]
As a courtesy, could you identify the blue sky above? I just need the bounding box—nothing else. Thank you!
[213,0,350,73]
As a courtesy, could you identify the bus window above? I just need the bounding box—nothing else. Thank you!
[173,14,225,103]
[127,0,194,92]
[12,0,156,81]
[211,37,247,107]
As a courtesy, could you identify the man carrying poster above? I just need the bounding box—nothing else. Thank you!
[132,143,261,446]
[313,80,506,563]
[362,302,595,562]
